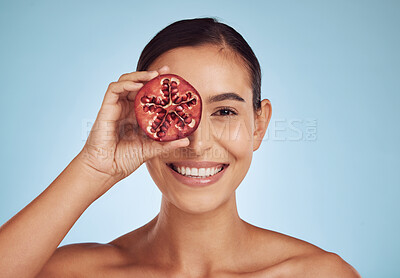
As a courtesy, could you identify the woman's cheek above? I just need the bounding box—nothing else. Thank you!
[145,160,167,193]
[211,117,254,159]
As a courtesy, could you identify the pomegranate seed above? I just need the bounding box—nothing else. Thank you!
[157,131,166,137]
[184,117,192,124]
[177,120,184,127]
[141,96,150,103]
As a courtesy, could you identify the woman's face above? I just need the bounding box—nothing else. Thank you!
[145,44,265,214]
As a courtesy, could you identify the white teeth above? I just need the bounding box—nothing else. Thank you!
[191,168,198,176]
[173,165,225,178]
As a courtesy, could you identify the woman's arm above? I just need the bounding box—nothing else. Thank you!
[0,66,188,278]
[0,153,115,278]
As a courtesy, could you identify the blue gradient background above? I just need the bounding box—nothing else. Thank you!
[1,1,399,277]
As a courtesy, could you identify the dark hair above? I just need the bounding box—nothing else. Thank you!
[136,17,261,111]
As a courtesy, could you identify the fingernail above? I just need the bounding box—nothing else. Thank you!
[158,65,169,71]
[178,137,190,146]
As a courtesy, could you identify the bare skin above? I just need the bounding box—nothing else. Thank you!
[0,44,361,278]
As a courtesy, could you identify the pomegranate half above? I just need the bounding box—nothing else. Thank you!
[134,74,202,142]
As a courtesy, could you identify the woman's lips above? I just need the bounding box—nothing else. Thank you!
[166,161,229,187]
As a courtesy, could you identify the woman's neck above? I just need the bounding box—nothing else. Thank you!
[146,192,250,273]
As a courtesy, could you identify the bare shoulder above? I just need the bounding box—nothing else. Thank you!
[262,251,362,278]
[37,242,127,277]
[37,221,154,277]
[250,225,361,277]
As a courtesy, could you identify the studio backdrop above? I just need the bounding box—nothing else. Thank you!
[0,1,399,277]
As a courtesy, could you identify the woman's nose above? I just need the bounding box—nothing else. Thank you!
[186,117,213,156]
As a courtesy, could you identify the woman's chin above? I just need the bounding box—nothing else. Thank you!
[168,193,232,215]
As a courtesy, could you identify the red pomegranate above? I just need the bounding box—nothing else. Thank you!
[134,74,202,142]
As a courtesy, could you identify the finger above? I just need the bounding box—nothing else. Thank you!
[127,89,140,102]
[126,66,170,101]
[118,70,159,82]
[102,81,143,106]
[142,137,190,161]
[159,137,190,153]
[156,65,170,75]
[96,81,142,124]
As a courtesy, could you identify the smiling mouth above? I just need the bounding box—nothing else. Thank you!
[167,163,228,178]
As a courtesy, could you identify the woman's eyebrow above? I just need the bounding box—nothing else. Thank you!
[207,92,246,103]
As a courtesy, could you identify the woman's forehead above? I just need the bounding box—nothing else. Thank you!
[148,45,252,102]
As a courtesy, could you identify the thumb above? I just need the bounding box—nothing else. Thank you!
[142,137,190,161]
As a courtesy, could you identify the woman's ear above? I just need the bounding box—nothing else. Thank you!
[253,99,272,151]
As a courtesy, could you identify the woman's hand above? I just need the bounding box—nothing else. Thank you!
[76,66,189,186]
[0,68,191,278]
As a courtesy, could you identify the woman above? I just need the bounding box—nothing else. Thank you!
[0,18,360,277]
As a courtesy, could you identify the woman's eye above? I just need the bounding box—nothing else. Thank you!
[212,108,238,117]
